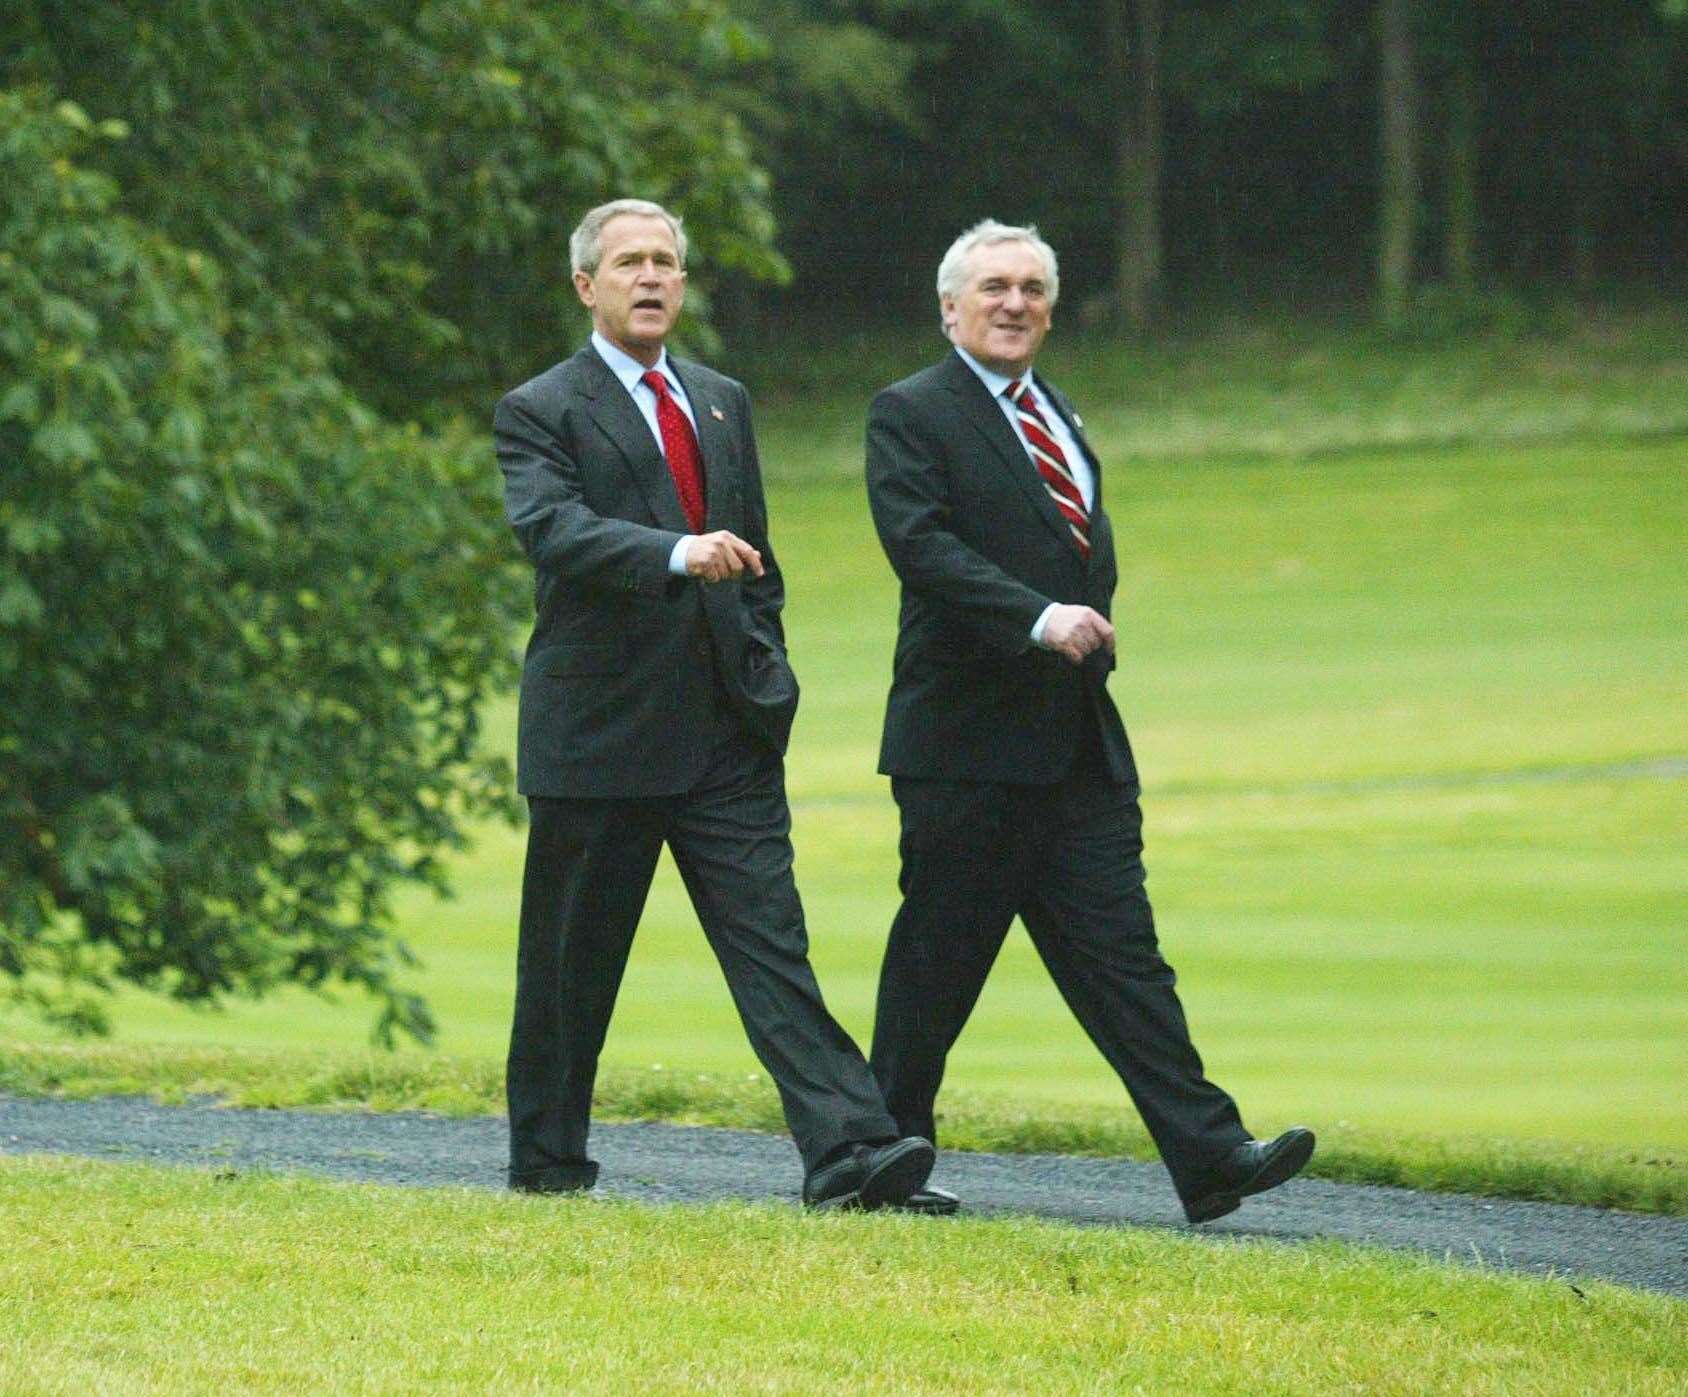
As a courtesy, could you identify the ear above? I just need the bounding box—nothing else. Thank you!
[573,269,595,309]
[940,295,957,331]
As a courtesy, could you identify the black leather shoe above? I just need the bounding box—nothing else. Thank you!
[891,1186,960,1216]
[509,1160,600,1194]
[803,1136,935,1211]
[1183,1127,1315,1224]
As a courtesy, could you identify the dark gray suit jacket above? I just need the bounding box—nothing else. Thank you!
[866,350,1135,786]
[495,344,798,797]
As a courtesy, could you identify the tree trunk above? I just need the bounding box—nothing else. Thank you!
[1568,107,1604,295]
[1103,0,1163,331]
[1442,25,1478,293]
[1377,0,1419,326]
[1570,182,1598,295]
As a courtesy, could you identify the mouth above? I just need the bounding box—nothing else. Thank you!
[633,298,665,313]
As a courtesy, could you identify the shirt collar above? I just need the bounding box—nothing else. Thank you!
[591,330,679,397]
[953,343,1032,401]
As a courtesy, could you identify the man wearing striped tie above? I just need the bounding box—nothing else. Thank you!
[863,220,1314,1224]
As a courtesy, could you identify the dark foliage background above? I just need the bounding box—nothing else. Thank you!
[745,0,1686,323]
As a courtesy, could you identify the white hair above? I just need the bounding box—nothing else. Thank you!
[569,199,688,276]
[935,219,1060,305]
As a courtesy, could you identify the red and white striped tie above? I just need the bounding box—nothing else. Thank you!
[1007,378,1089,557]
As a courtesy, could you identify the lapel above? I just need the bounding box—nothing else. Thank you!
[574,344,691,533]
[668,357,738,530]
[938,351,1084,562]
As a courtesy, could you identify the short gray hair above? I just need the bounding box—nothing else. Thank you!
[569,199,688,277]
[935,219,1060,305]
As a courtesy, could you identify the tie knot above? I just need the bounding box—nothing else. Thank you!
[1006,378,1029,405]
[641,369,671,397]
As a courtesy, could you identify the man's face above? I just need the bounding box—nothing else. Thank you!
[574,214,686,364]
[942,240,1053,377]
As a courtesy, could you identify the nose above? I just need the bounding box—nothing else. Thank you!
[1001,285,1026,313]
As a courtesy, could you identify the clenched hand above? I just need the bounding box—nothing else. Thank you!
[1040,604,1115,665]
[685,531,764,583]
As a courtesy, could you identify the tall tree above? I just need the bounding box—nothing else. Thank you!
[1102,0,1166,330]
[1377,0,1420,325]
[1439,3,1480,292]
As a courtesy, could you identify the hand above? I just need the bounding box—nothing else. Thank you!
[684,531,764,583]
[1039,604,1115,665]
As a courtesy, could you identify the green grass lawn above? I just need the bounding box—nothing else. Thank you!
[4,316,1684,1178]
[2,1157,1681,1395]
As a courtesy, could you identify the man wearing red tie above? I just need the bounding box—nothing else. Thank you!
[494,200,933,1209]
[864,220,1314,1224]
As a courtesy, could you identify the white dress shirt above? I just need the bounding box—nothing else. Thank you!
[952,346,1094,646]
[591,331,700,575]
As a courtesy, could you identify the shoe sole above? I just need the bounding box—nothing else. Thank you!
[1183,1190,1241,1224]
[807,1188,864,1212]
[859,1138,936,1211]
[508,1164,599,1195]
[891,1188,960,1216]
[1184,1129,1316,1225]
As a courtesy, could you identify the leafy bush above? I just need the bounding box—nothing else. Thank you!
[0,92,523,1041]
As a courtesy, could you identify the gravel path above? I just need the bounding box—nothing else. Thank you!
[4,1094,1683,1298]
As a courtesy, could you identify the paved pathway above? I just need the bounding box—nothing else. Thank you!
[3,1094,1683,1297]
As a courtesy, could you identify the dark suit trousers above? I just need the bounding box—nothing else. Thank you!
[507,719,897,1184]
[869,724,1250,1205]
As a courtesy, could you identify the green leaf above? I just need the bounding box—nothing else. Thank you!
[3,514,64,555]
[0,382,41,424]
[30,417,98,466]
[53,100,93,133]
[0,577,45,626]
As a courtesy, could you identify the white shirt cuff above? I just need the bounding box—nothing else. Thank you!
[669,535,696,576]
[1031,603,1058,647]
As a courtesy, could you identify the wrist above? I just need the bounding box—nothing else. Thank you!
[1030,602,1060,647]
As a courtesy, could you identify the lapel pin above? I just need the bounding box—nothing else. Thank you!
[1073,413,1085,429]
[710,405,725,421]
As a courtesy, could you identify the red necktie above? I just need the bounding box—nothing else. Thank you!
[1007,378,1090,557]
[642,369,706,533]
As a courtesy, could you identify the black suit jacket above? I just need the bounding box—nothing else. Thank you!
[495,343,798,797]
[866,350,1135,785]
